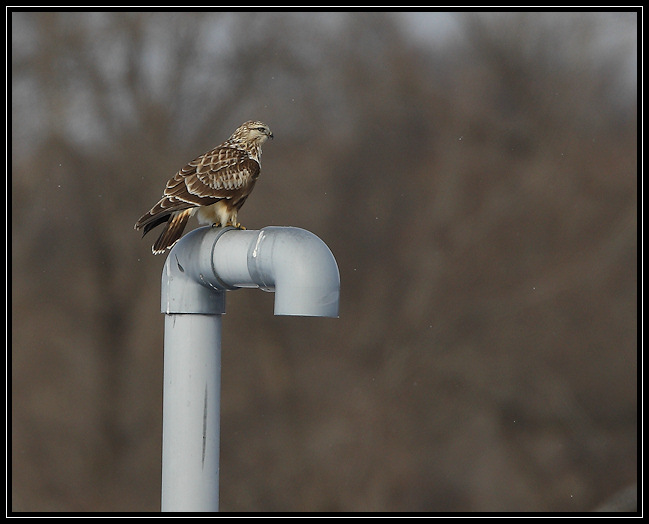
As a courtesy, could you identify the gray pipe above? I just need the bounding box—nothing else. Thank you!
[160,226,339,511]
[162,226,340,317]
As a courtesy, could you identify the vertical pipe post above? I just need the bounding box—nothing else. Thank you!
[161,313,222,512]
[159,226,339,512]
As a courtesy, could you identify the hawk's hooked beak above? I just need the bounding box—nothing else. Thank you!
[268,131,274,140]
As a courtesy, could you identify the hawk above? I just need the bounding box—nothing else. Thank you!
[135,120,273,254]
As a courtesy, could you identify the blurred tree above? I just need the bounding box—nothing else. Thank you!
[11,11,636,512]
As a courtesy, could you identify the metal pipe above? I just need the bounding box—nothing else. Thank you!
[161,313,222,512]
[160,226,340,511]
[162,226,340,317]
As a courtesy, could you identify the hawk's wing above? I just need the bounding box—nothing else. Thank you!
[135,146,260,235]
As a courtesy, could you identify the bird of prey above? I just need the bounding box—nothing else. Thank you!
[135,120,273,254]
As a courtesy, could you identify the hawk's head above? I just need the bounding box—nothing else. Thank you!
[231,120,274,146]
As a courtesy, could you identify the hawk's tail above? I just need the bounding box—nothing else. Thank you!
[151,209,193,255]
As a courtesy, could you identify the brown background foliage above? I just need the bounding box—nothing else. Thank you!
[11,11,637,512]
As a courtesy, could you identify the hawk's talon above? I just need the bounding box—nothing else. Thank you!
[211,222,245,230]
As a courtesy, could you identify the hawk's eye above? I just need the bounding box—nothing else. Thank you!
[256,127,266,132]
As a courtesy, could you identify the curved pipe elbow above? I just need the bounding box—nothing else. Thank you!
[163,226,340,317]
[246,227,340,317]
